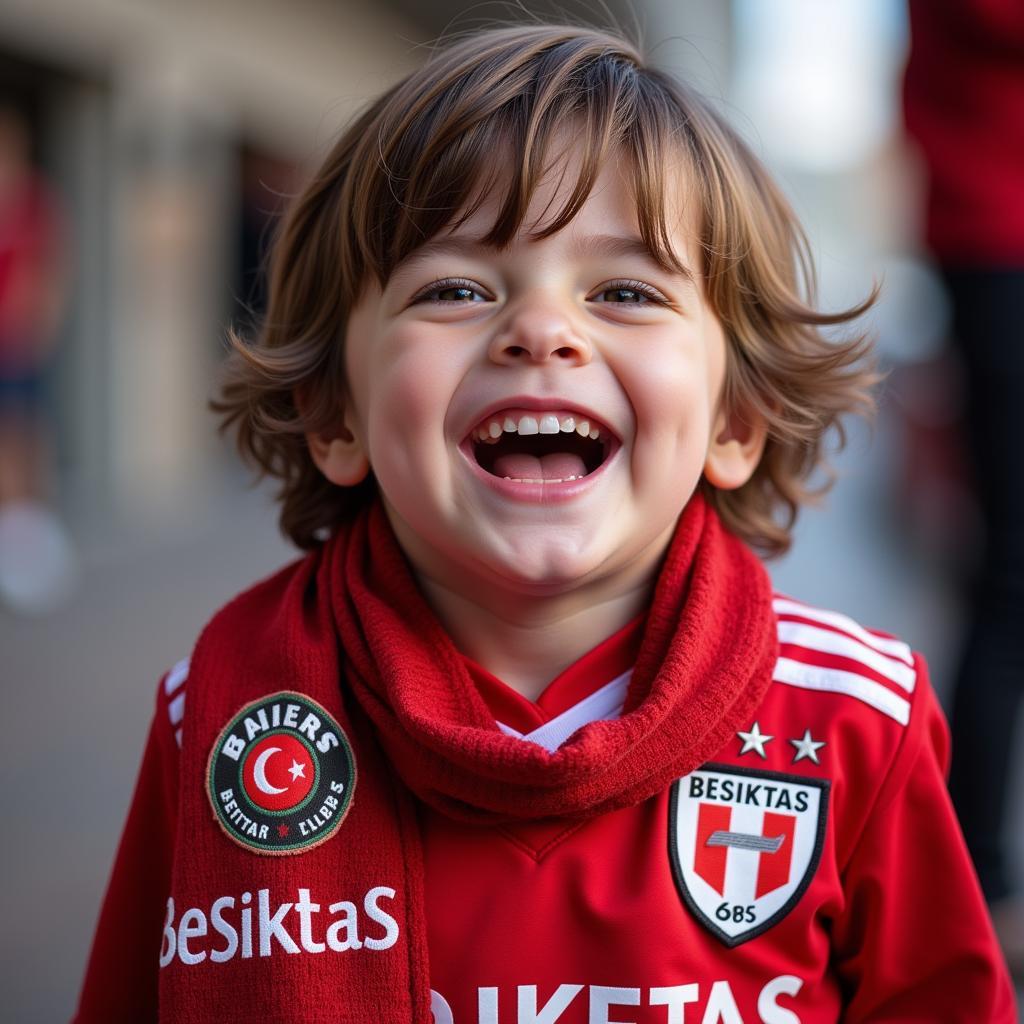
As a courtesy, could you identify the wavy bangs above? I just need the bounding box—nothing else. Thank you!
[349,28,699,288]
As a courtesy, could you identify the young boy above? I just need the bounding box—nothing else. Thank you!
[74,23,1015,1024]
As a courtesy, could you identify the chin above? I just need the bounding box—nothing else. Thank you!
[478,533,611,592]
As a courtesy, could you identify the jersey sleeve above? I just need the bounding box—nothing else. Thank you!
[830,653,1016,1022]
[71,669,183,1024]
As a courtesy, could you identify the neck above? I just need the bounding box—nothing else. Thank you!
[413,572,656,701]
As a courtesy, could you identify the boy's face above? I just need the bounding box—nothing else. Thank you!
[313,153,762,607]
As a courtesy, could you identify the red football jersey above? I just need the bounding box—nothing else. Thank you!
[74,596,1015,1023]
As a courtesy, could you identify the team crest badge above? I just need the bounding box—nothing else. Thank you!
[669,763,829,946]
[207,691,356,855]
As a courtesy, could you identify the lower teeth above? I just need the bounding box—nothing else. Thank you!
[502,475,581,483]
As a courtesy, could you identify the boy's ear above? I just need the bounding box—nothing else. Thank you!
[703,402,768,491]
[304,403,371,487]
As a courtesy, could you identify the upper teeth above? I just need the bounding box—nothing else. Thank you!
[473,414,601,443]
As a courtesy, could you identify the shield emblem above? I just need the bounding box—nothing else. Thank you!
[669,763,829,946]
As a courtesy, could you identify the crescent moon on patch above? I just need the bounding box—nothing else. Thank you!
[252,747,288,795]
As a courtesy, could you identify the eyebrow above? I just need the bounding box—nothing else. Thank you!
[395,232,695,286]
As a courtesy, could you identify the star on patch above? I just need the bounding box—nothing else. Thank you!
[288,758,307,782]
[277,824,290,838]
[789,729,826,765]
[737,721,773,759]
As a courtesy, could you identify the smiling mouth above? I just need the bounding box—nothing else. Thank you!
[468,411,614,483]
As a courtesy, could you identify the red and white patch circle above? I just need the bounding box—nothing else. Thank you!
[207,691,356,855]
[241,732,316,812]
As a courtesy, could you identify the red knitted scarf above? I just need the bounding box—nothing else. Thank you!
[162,495,776,1023]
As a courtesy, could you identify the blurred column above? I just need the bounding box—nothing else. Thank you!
[107,45,236,521]
[728,0,932,361]
[46,80,115,518]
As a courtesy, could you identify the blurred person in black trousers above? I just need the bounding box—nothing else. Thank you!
[904,0,1024,975]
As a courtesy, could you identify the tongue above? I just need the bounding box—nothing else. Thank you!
[492,451,588,481]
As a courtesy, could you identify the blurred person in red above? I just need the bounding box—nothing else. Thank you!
[0,101,74,612]
[904,0,1024,977]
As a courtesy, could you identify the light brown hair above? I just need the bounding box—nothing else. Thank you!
[214,23,876,555]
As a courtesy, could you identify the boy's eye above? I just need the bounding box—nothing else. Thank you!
[591,280,665,306]
[413,278,490,304]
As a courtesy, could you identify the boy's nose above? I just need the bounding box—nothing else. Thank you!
[488,304,591,366]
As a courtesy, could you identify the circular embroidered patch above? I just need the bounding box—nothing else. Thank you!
[207,691,356,855]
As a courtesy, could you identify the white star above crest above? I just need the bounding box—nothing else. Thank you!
[288,758,307,782]
[737,721,773,759]
[789,729,826,765]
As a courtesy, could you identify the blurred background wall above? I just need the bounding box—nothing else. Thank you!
[0,0,1019,1018]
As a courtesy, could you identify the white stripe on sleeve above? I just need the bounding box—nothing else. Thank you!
[777,621,917,693]
[773,598,914,666]
[164,657,190,695]
[168,691,186,726]
[773,656,911,725]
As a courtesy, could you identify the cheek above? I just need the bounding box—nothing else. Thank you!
[614,329,725,503]
[628,342,718,443]
[362,329,463,470]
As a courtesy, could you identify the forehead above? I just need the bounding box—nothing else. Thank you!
[399,143,702,278]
